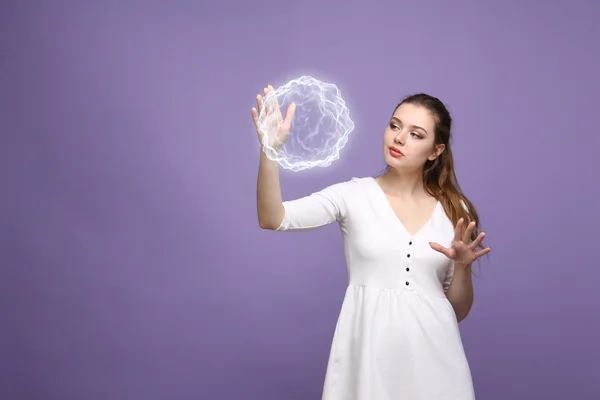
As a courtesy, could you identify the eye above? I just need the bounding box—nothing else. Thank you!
[390,123,400,130]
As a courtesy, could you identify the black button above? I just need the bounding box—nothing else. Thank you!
[407,254,411,258]
[409,241,412,245]
[406,267,410,271]
[405,281,409,286]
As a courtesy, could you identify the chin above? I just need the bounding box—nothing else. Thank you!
[384,154,409,168]
[384,151,402,163]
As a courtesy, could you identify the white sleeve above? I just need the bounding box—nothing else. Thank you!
[275,182,349,231]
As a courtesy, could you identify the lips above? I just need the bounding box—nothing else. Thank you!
[389,147,403,158]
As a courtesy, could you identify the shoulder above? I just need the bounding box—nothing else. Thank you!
[320,176,373,196]
[306,176,373,209]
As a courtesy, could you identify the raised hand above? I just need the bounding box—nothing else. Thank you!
[429,218,491,266]
[251,84,296,151]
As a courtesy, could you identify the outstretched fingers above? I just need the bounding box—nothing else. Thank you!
[462,220,476,244]
[469,231,487,250]
[474,247,492,258]
[251,107,259,129]
[283,103,296,129]
[256,93,263,115]
[268,84,281,113]
[263,86,271,114]
[454,218,465,242]
[430,241,455,259]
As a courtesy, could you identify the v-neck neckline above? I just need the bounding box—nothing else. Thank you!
[368,176,440,238]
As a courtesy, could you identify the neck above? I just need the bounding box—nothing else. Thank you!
[378,168,428,199]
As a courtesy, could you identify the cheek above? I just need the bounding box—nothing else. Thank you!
[383,130,394,143]
[408,143,434,159]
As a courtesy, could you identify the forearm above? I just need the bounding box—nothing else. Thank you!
[445,263,474,322]
[256,148,285,229]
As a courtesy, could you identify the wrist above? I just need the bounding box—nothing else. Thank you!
[260,144,281,159]
[453,261,472,271]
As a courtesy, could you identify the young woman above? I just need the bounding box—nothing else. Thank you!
[252,84,491,400]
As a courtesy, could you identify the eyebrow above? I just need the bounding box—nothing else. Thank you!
[391,117,428,135]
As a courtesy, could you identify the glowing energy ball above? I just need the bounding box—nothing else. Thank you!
[257,76,355,172]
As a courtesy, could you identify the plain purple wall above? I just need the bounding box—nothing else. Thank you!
[2,1,599,399]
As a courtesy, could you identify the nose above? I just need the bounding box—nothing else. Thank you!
[394,131,405,145]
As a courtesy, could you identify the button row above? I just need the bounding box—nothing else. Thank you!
[405,239,413,287]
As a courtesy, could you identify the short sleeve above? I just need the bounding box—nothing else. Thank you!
[275,181,350,232]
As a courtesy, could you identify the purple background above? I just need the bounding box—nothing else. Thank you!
[2,1,599,399]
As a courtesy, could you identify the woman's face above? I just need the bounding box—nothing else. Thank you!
[382,103,445,170]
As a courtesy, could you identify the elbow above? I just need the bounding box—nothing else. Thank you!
[456,312,469,323]
[455,305,473,323]
[448,299,472,323]
[258,218,279,230]
[258,220,276,230]
[258,207,285,231]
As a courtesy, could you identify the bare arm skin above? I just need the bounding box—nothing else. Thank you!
[256,148,285,230]
[445,262,474,322]
[251,84,296,230]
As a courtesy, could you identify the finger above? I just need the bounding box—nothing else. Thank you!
[462,221,476,244]
[251,107,260,130]
[267,84,281,113]
[429,242,455,259]
[283,103,296,128]
[469,231,486,250]
[266,85,281,118]
[454,218,464,242]
[256,94,263,114]
[263,86,271,114]
[474,247,491,258]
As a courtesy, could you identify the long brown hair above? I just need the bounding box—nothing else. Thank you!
[385,93,486,257]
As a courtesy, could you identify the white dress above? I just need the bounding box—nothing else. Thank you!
[276,176,475,400]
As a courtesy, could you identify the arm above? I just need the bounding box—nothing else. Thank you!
[253,84,346,231]
[256,148,349,231]
[441,200,477,322]
[256,147,285,230]
[444,262,474,322]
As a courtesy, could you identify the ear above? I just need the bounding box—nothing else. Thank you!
[428,144,445,161]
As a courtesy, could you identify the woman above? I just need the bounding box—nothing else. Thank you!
[252,84,491,399]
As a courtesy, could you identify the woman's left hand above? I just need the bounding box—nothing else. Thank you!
[429,218,491,266]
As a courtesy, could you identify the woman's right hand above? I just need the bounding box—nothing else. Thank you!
[251,84,296,152]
